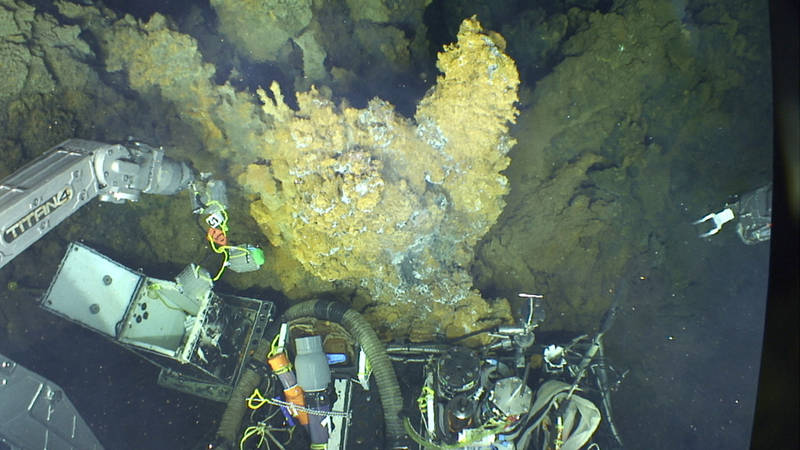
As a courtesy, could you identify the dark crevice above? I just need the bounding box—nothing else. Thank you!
[586,160,619,174]
[100,0,209,21]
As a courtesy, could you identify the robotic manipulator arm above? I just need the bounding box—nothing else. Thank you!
[0,139,195,269]
[693,183,773,245]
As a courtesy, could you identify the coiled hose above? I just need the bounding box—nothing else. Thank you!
[215,300,407,448]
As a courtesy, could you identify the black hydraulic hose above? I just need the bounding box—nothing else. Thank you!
[281,300,407,448]
[215,333,276,446]
[216,367,262,445]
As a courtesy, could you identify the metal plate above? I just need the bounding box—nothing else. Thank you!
[41,242,142,337]
[0,352,103,450]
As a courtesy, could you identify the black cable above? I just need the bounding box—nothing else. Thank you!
[445,325,496,344]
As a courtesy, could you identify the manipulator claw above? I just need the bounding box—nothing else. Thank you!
[693,183,772,244]
[191,174,228,227]
[693,207,735,238]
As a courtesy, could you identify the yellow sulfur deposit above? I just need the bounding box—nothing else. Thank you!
[69,10,270,169]
[240,17,519,338]
[416,20,519,228]
[69,6,518,339]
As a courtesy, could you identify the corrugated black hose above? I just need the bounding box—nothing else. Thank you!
[215,366,262,445]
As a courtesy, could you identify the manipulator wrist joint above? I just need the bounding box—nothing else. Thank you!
[95,141,194,203]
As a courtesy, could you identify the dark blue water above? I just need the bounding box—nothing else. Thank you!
[608,232,769,449]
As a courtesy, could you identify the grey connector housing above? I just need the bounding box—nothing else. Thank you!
[295,335,331,392]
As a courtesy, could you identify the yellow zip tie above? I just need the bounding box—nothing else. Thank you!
[417,386,434,413]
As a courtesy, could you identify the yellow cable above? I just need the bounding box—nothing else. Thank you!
[239,423,267,450]
[207,232,230,280]
[145,283,186,312]
[267,333,282,359]
[247,388,269,410]
[212,252,229,281]
[204,200,232,280]
[206,200,230,233]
